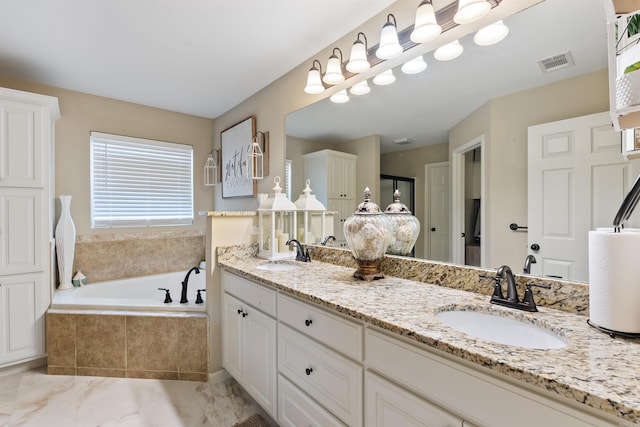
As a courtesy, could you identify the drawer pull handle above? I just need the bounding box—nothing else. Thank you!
[305,367,313,376]
[304,319,313,327]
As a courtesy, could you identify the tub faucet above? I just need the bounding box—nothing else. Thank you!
[180,266,200,303]
[523,254,537,274]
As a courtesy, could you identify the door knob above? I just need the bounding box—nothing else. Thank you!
[530,243,540,251]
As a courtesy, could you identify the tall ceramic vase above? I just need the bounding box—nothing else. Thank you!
[55,195,76,290]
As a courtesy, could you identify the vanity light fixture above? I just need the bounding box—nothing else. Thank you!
[246,131,265,180]
[410,0,442,44]
[434,40,464,61]
[453,0,491,24]
[204,149,219,186]
[304,60,325,94]
[474,20,509,46]
[376,14,403,60]
[401,55,428,74]
[350,80,371,95]
[323,47,345,85]
[373,69,396,86]
[330,89,350,103]
[346,32,370,73]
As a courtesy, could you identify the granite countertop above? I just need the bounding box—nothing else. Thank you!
[217,248,640,424]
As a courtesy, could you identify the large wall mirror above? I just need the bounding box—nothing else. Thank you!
[285,0,638,284]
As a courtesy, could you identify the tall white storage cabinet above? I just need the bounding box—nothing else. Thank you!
[303,149,356,248]
[0,87,59,367]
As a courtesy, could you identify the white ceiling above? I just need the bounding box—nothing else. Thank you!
[0,0,395,118]
[286,0,610,153]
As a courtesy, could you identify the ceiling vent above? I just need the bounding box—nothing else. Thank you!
[393,137,413,145]
[537,51,574,73]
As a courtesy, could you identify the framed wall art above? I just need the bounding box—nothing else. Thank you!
[221,116,257,198]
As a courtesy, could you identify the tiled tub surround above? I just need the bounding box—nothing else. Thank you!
[74,230,205,283]
[47,311,208,381]
[217,245,640,424]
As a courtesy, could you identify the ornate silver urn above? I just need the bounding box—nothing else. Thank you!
[384,189,420,256]
[343,187,392,280]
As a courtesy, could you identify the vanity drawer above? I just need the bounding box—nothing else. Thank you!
[278,374,345,427]
[278,293,363,360]
[222,270,276,317]
[278,323,362,427]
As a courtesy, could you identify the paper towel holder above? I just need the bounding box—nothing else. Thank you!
[613,174,640,232]
[587,319,640,339]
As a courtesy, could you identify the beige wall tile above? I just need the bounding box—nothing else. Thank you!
[127,316,179,372]
[77,368,127,378]
[46,313,76,368]
[47,366,76,376]
[126,370,179,380]
[178,372,207,382]
[76,314,126,369]
[178,317,208,373]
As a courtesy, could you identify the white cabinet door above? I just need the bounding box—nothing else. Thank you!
[0,100,43,188]
[327,198,356,247]
[245,302,277,417]
[278,374,345,427]
[222,293,244,381]
[0,273,44,365]
[0,189,42,275]
[221,273,278,419]
[328,155,356,200]
[365,371,463,427]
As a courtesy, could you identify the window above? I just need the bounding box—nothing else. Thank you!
[90,132,194,228]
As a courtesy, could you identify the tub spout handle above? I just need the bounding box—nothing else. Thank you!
[158,288,172,304]
[196,289,206,304]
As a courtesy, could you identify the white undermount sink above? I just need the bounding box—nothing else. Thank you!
[255,263,301,272]
[435,309,568,350]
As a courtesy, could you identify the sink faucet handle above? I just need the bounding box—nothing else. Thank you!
[195,288,206,304]
[479,274,504,300]
[522,283,551,311]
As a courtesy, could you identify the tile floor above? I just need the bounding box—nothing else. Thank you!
[0,367,275,427]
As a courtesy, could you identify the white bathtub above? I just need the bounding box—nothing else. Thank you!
[51,270,206,312]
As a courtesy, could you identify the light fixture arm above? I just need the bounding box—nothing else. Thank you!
[331,47,343,63]
[386,13,397,29]
[356,32,368,49]
[310,59,323,74]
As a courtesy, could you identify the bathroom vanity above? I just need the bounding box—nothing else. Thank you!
[218,246,638,426]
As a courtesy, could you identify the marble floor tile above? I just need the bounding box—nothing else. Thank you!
[0,367,276,427]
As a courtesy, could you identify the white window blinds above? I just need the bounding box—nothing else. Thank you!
[90,132,194,228]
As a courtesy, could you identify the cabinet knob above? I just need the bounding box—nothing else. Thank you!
[242,311,248,318]
[237,308,243,315]
[305,367,313,376]
[304,319,312,327]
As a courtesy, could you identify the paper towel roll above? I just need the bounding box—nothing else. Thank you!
[589,229,640,333]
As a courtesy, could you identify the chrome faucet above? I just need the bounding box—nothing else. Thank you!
[321,235,336,246]
[286,239,311,262]
[523,254,537,274]
[180,266,200,303]
[496,265,518,302]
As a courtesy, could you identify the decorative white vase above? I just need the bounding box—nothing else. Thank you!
[55,195,76,290]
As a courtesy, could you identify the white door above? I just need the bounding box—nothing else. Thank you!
[425,162,450,262]
[0,189,41,275]
[221,293,244,382]
[528,111,636,282]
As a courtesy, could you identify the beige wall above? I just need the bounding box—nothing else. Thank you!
[380,143,449,258]
[0,76,215,237]
[450,69,610,269]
